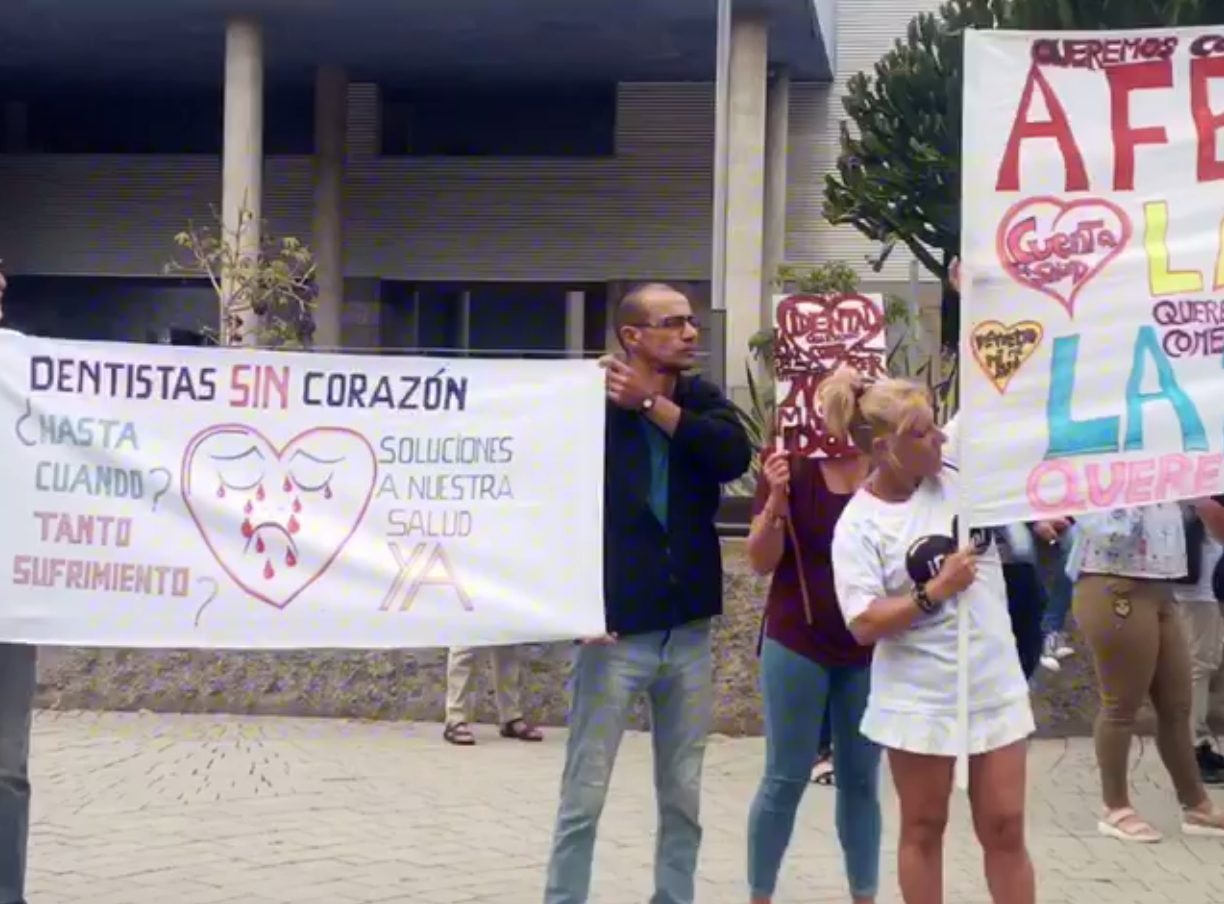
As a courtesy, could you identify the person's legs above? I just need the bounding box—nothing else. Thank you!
[544,636,658,904]
[490,645,543,740]
[1035,533,1073,635]
[0,644,35,904]
[828,666,881,904]
[1073,576,1162,835]
[745,640,831,903]
[811,701,834,785]
[1003,562,1046,681]
[490,645,524,724]
[444,646,479,740]
[1148,593,1218,818]
[648,620,713,904]
[818,696,832,756]
[1178,599,1224,774]
[968,741,1034,904]
[888,749,953,904]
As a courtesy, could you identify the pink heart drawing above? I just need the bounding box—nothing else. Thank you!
[774,293,886,377]
[181,425,377,610]
[995,195,1132,319]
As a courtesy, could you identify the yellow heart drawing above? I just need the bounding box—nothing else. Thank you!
[970,320,1044,394]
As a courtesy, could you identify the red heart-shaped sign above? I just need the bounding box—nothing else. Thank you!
[995,195,1132,319]
[181,425,377,610]
[774,293,885,377]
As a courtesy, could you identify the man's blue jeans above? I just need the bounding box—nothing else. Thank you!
[747,639,880,900]
[544,620,712,904]
[0,644,34,904]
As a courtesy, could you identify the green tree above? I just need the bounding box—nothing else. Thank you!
[166,205,317,348]
[823,0,1224,349]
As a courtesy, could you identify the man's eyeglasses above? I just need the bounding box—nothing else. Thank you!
[633,315,700,331]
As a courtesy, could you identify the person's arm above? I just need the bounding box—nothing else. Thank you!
[1196,497,1224,543]
[746,450,787,575]
[832,518,973,645]
[646,380,752,482]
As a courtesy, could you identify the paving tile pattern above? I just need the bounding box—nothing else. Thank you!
[25,711,1224,903]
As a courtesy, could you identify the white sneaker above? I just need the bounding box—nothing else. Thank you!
[1040,634,1062,672]
[1052,631,1074,659]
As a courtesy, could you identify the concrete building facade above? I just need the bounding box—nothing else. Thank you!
[0,0,944,400]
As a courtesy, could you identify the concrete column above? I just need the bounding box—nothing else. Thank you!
[313,65,347,350]
[565,290,586,357]
[221,17,264,342]
[762,68,790,327]
[723,15,769,406]
[605,282,625,352]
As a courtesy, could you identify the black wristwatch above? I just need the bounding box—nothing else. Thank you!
[641,394,658,412]
[912,582,941,615]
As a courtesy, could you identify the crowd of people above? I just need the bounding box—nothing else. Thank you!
[1,270,1223,904]
[522,277,1224,904]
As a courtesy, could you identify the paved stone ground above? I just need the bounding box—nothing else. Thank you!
[26,711,1224,904]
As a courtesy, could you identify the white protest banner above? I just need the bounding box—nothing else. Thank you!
[960,27,1224,527]
[772,292,887,458]
[0,333,606,648]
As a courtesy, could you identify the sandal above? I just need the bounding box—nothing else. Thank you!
[443,722,476,746]
[1098,807,1162,843]
[500,718,544,742]
[1182,804,1224,838]
[811,758,835,787]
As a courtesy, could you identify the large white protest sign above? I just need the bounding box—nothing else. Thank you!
[0,334,606,648]
[961,27,1224,527]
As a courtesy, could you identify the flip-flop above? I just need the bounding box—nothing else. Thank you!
[500,718,544,742]
[811,760,835,786]
[443,721,477,746]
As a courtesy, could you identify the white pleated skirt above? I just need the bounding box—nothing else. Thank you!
[860,695,1035,757]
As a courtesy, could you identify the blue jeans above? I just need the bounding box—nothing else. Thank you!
[1035,531,1073,636]
[747,640,880,900]
[0,645,34,904]
[544,620,712,904]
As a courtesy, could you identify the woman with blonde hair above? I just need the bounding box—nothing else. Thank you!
[823,368,1034,904]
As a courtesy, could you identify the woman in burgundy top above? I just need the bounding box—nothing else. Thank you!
[745,444,881,904]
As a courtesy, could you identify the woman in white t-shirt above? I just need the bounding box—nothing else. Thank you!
[822,368,1034,904]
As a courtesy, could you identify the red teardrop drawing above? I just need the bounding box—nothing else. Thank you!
[181,425,378,611]
[244,500,253,515]
[216,484,226,499]
[283,476,293,492]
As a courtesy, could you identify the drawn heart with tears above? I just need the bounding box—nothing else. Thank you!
[995,196,1132,318]
[181,425,377,610]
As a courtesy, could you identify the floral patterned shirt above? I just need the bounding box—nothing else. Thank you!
[1079,502,1187,580]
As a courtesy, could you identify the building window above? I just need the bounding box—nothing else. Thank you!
[8,86,314,155]
[381,86,616,158]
